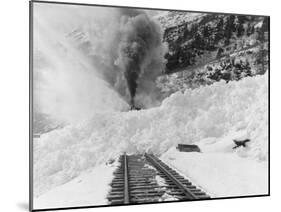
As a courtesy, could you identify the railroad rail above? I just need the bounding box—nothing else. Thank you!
[107,153,209,205]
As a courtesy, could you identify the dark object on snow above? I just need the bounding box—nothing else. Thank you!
[130,104,141,110]
[232,139,250,149]
[130,99,141,110]
[106,158,115,165]
[177,144,201,152]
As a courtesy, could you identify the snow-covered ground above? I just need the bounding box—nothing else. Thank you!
[162,148,268,198]
[34,163,117,209]
[155,11,204,29]
[33,72,268,207]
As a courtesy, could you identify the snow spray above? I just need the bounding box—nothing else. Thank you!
[33,4,167,124]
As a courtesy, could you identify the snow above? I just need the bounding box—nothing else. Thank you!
[34,72,268,202]
[161,148,268,197]
[255,21,263,29]
[159,193,179,201]
[155,175,167,187]
[155,11,204,29]
[34,164,116,209]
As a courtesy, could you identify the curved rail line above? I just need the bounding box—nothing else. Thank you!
[107,153,210,205]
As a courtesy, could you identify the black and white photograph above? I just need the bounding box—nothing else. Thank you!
[30,1,269,211]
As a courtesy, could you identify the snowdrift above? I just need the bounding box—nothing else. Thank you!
[34,73,268,196]
[161,149,268,198]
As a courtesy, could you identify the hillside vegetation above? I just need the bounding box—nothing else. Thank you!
[156,12,269,93]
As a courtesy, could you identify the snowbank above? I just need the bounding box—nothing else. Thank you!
[34,164,116,209]
[34,73,268,196]
[161,148,268,197]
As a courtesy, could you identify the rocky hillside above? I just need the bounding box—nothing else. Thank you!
[155,12,269,93]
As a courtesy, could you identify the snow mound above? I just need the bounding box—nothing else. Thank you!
[161,149,268,197]
[34,73,268,196]
[34,164,116,209]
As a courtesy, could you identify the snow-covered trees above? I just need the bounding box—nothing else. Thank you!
[160,13,269,75]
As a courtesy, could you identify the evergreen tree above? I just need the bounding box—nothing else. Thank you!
[237,23,245,37]
[236,16,246,36]
[215,17,224,42]
[224,15,235,46]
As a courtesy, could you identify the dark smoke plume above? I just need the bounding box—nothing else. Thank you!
[114,11,165,108]
[53,7,168,109]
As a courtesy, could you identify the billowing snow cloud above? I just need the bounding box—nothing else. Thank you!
[33,3,167,124]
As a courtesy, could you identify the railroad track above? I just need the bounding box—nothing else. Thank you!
[107,153,210,205]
